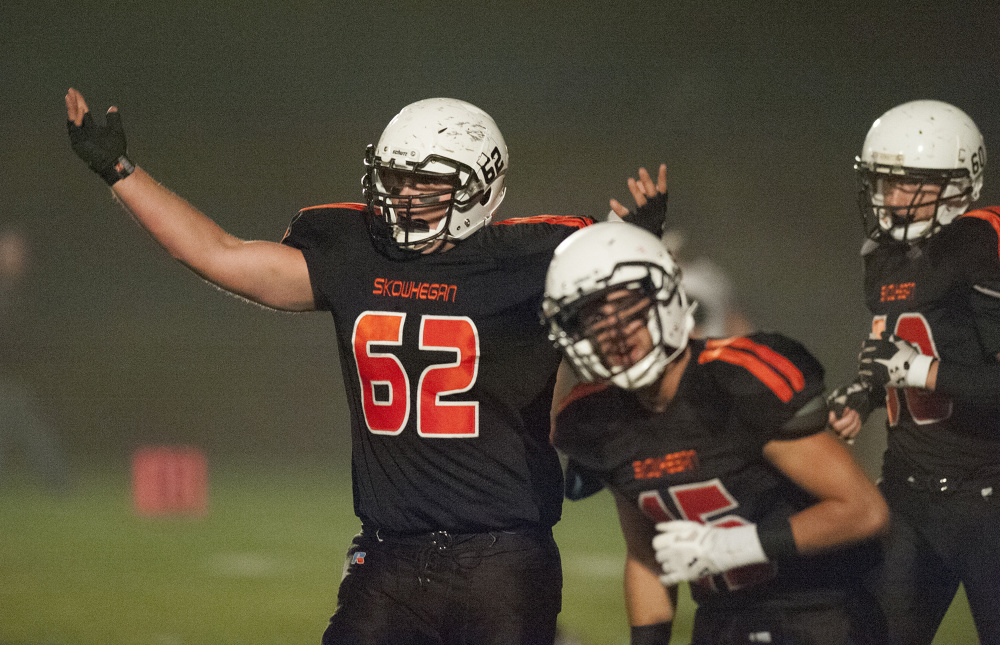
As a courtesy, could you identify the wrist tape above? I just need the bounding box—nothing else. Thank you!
[756,514,798,561]
[99,155,135,186]
[905,353,934,389]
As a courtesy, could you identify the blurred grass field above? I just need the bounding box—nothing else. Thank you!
[0,463,978,644]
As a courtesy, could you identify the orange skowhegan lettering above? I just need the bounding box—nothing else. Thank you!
[880,282,915,303]
[633,449,698,480]
[373,277,457,302]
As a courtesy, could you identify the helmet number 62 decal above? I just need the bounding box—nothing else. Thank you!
[478,146,505,183]
[353,312,480,437]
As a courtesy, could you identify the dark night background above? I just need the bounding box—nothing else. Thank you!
[2,1,999,477]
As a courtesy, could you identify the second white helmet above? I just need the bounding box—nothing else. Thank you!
[542,222,696,390]
[856,99,985,242]
[364,98,508,250]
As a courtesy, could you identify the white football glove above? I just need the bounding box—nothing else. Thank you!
[653,520,768,586]
[858,333,933,389]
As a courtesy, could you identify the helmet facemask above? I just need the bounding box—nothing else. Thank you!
[857,162,977,243]
[364,146,469,252]
[543,262,692,390]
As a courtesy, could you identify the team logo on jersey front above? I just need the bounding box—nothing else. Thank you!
[351,551,366,565]
[372,277,458,302]
[633,449,698,480]
[880,282,915,302]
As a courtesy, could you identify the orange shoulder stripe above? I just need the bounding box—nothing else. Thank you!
[961,207,1000,260]
[699,338,806,402]
[495,215,592,228]
[299,202,367,213]
[705,337,806,391]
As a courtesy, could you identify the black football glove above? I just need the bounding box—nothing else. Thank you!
[858,333,934,390]
[627,191,667,234]
[826,381,878,423]
[67,109,135,185]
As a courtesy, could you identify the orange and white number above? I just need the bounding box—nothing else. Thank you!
[353,312,480,437]
[875,314,952,425]
[640,479,774,591]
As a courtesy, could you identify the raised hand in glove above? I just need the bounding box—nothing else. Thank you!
[653,520,768,586]
[609,164,667,230]
[65,88,135,186]
[858,332,934,390]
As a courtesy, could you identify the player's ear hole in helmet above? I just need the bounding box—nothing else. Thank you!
[363,97,508,252]
[856,99,985,244]
[542,222,697,390]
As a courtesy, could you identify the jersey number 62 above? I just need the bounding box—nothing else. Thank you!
[352,311,480,438]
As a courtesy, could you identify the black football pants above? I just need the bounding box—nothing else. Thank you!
[873,478,1000,645]
[322,527,562,645]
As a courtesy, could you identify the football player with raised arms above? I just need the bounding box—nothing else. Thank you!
[64,87,667,644]
[543,222,889,644]
[828,100,1000,644]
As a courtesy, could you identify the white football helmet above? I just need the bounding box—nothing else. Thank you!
[363,98,507,250]
[542,222,696,390]
[856,100,985,243]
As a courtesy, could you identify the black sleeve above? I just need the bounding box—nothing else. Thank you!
[483,217,591,269]
[933,213,1000,401]
[936,361,1000,401]
[280,210,331,311]
[944,281,1000,401]
[719,332,828,441]
[962,215,1000,361]
[281,205,372,311]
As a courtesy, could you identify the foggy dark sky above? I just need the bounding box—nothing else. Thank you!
[2,1,999,467]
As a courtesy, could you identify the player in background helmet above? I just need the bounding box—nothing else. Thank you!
[855,100,986,244]
[65,86,669,645]
[829,100,1000,644]
[545,222,888,645]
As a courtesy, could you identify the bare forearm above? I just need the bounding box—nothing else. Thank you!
[111,168,314,311]
[616,493,675,626]
[788,497,887,554]
[764,433,888,555]
[112,169,239,266]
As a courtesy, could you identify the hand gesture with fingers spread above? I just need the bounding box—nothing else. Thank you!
[609,164,667,225]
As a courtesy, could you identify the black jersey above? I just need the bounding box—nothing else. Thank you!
[554,334,876,610]
[281,203,594,533]
[863,207,1000,480]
